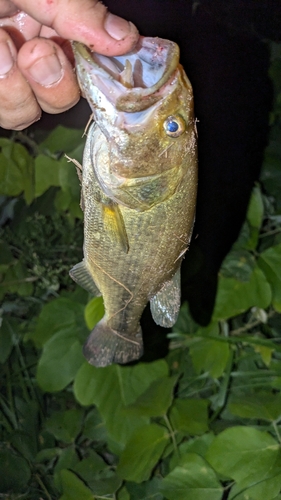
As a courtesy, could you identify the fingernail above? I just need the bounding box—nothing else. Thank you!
[28,53,63,86]
[105,13,132,40]
[0,42,14,76]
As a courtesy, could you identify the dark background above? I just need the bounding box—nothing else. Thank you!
[7,0,281,358]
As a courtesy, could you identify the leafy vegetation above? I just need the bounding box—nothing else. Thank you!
[0,41,281,499]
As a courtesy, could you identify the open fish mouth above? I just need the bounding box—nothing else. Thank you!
[72,37,180,112]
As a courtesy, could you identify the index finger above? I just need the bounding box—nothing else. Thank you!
[12,0,139,55]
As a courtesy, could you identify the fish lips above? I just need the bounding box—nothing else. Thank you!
[72,36,180,113]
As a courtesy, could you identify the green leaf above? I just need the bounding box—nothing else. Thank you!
[10,430,37,462]
[0,317,14,363]
[74,360,168,450]
[254,344,273,366]
[0,239,14,266]
[220,250,255,282]
[176,434,215,461]
[233,220,252,251]
[55,447,79,481]
[55,188,72,211]
[35,154,60,197]
[82,408,107,443]
[190,335,230,379]
[10,399,39,458]
[0,448,31,493]
[117,486,130,500]
[59,469,94,500]
[126,375,178,417]
[74,359,168,407]
[160,452,223,500]
[39,126,84,155]
[173,301,199,335]
[0,152,22,196]
[69,198,83,218]
[247,185,264,229]
[258,243,281,311]
[228,391,281,421]
[14,141,35,205]
[46,409,83,443]
[35,447,60,463]
[244,185,264,249]
[58,156,80,198]
[229,473,281,500]
[206,426,281,498]
[169,399,209,435]
[84,297,105,330]
[2,260,33,297]
[228,484,253,500]
[126,477,164,500]
[0,140,34,201]
[74,461,122,496]
[260,139,281,205]
[213,266,271,320]
[27,297,86,348]
[117,423,169,482]
[73,450,106,477]
[37,328,84,392]
[88,471,121,496]
[229,482,279,500]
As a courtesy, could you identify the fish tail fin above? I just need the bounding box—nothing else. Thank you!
[83,318,143,367]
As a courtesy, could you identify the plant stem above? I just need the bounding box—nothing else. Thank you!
[13,131,39,156]
[231,310,275,335]
[163,414,179,457]
[260,228,281,237]
[34,474,52,500]
[272,420,281,444]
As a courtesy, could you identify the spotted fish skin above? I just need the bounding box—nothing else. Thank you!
[71,37,197,367]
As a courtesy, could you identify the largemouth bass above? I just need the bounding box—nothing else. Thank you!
[71,37,197,367]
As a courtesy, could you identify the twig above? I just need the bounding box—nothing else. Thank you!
[230,310,275,336]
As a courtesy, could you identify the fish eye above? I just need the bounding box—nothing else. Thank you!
[163,115,186,137]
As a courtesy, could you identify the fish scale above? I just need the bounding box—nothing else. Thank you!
[71,37,197,367]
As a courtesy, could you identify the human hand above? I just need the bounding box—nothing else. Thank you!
[0,0,139,130]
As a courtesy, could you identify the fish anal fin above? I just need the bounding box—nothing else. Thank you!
[69,260,101,296]
[102,202,129,253]
[83,318,143,367]
[150,267,181,328]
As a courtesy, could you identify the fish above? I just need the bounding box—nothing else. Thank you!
[70,36,197,367]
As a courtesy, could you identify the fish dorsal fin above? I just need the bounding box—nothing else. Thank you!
[150,267,181,328]
[69,260,101,296]
[102,201,129,253]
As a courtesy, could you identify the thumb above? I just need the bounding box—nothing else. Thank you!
[12,0,139,55]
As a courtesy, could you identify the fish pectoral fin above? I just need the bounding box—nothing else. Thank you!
[150,267,181,328]
[102,202,129,253]
[69,260,101,296]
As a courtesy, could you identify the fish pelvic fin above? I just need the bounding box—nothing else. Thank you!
[69,260,101,296]
[150,267,181,328]
[83,318,143,367]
